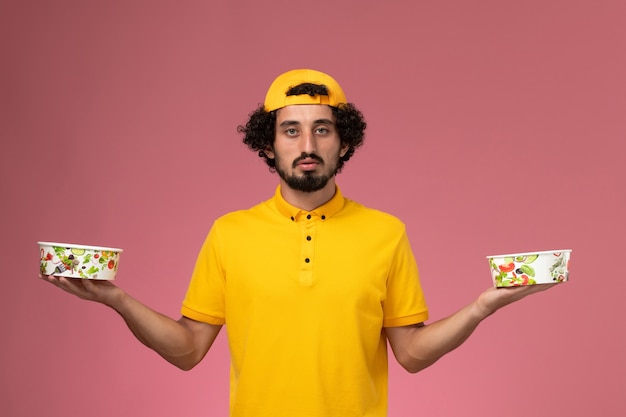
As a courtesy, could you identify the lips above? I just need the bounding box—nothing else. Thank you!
[292,154,323,169]
[297,160,320,171]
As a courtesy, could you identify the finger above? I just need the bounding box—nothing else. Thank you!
[521,283,557,295]
[503,283,557,301]
[56,276,91,297]
[41,274,63,287]
[82,278,97,291]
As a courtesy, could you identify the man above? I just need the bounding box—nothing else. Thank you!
[41,69,553,417]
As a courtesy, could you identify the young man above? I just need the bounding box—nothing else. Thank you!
[42,69,553,417]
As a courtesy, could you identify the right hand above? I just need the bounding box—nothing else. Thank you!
[39,274,124,307]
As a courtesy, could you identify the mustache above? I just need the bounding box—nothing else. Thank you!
[292,153,324,168]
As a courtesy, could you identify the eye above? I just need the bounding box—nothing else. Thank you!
[315,127,329,135]
[285,128,298,136]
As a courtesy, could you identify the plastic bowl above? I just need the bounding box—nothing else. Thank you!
[38,241,123,280]
[487,249,571,287]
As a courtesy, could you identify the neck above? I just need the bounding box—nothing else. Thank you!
[279,178,337,212]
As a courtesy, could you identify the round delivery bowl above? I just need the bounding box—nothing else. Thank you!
[38,241,123,280]
[487,249,571,287]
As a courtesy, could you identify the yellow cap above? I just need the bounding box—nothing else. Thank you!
[263,69,347,112]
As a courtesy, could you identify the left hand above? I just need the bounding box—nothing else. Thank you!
[475,283,557,318]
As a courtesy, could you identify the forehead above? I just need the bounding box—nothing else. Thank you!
[275,104,334,124]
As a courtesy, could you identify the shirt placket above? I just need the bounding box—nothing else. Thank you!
[299,212,317,286]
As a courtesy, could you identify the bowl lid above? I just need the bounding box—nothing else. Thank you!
[486,249,571,259]
[37,241,123,253]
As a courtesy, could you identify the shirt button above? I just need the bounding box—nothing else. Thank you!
[306,214,311,219]
[321,215,326,220]
[290,216,294,221]
[305,258,310,263]
[306,236,311,241]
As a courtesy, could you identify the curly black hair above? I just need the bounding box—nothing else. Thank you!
[238,84,367,173]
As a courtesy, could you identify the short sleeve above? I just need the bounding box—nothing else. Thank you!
[382,230,429,327]
[181,225,226,325]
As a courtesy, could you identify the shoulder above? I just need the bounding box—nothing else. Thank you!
[340,198,407,232]
[212,198,277,229]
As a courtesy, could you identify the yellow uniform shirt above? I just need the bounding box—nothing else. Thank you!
[182,186,428,417]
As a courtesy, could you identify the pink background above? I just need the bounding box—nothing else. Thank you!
[2,1,625,416]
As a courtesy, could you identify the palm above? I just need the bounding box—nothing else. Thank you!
[477,284,556,316]
[42,275,121,306]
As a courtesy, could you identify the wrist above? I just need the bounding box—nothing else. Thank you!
[471,296,496,322]
[103,286,128,310]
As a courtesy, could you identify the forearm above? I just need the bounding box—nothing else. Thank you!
[41,275,219,370]
[389,284,552,373]
[107,291,203,370]
[416,301,487,366]
[389,300,491,373]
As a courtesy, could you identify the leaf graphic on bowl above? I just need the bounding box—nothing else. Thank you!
[519,264,535,277]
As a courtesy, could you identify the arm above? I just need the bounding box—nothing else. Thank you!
[40,274,221,371]
[386,284,554,374]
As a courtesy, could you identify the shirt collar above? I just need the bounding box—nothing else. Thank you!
[273,185,345,221]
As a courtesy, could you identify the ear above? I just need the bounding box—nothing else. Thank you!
[339,143,350,158]
[263,145,275,159]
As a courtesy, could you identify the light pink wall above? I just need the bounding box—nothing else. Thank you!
[2,1,624,416]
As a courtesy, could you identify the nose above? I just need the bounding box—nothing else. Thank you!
[301,130,317,154]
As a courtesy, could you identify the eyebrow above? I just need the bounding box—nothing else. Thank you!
[278,118,335,127]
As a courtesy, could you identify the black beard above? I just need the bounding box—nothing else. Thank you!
[278,170,331,192]
[275,153,337,193]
